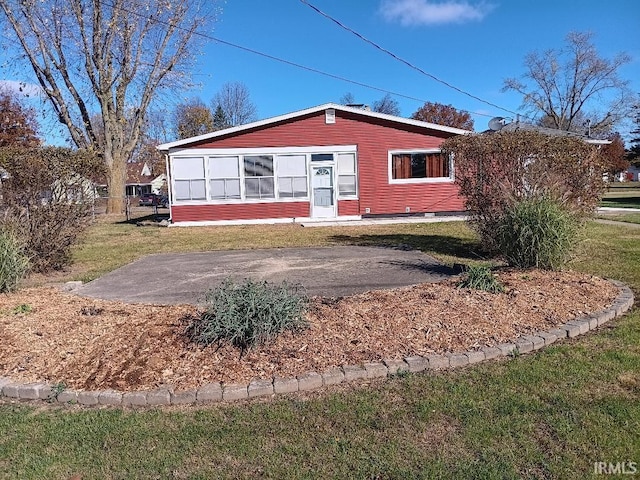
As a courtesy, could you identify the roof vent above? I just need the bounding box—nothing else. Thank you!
[325,108,336,124]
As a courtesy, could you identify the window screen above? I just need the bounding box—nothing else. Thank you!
[337,153,357,196]
[277,154,308,198]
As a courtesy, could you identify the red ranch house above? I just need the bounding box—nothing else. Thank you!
[157,103,470,226]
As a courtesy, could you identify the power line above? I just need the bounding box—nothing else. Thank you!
[98,0,500,119]
[1,4,497,120]
[207,32,496,118]
[204,37,455,108]
[299,0,521,117]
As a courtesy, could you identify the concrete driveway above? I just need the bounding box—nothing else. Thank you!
[76,246,459,305]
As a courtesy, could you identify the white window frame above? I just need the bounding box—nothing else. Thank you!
[208,156,242,200]
[276,154,309,199]
[388,149,454,185]
[170,145,358,205]
[336,152,358,198]
[172,156,206,201]
[243,154,276,200]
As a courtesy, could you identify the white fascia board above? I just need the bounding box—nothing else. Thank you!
[168,145,357,157]
[157,103,471,152]
[339,104,472,136]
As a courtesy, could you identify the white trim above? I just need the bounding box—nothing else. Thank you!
[164,153,172,219]
[310,163,337,219]
[169,215,362,227]
[168,145,357,157]
[325,108,336,124]
[387,149,455,184]
[172,196,310,206]
[169,146,360,206]
[157,103,470,152]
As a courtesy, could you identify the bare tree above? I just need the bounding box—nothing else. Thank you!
[339,92,356,105]
[372,94,400,116]
[212,82,257,127]
[503,32,632,136]
[174,98,214,139]
[0,0,215,213]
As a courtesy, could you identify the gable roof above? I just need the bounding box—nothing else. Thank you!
[157,102,472,152]
[126,162,157,185]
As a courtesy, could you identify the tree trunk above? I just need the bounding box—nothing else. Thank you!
[105,152,126,214]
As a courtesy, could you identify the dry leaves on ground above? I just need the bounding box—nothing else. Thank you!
[0,269,618,392]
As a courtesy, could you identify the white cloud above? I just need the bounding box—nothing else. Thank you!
[0,80,43,98]
[380,0,495,26]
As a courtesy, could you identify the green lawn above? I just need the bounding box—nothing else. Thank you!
[68,216,482,283]
[1,219,639,479]
[598,213,640,225]
[601,183,640,209]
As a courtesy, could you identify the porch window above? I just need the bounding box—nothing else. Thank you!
[173,157,206,200]
[209,156,241,199]
[244,155,275,199]
[337,152,357,196]
[391,151,450,181]
[277,154,308,198]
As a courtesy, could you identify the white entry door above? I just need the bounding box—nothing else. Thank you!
[311,166,336,218]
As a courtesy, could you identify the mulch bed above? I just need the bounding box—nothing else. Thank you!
[0,269,619,392]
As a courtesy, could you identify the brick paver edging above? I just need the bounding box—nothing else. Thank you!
[0,281,634,407]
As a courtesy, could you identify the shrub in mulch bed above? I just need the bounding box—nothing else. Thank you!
[185,278,309,357]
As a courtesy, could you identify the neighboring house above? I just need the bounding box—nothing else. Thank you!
[0,167,99,204]
[125,161,166,196]
[624,164,640,182]
[156,103,471,226]
[494,120,611,146]
[50,173,99,203]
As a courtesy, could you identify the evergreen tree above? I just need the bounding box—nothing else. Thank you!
[212,104,230,131]
[627,102,640,166]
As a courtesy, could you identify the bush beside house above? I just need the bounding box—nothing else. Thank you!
[442,130,608,269]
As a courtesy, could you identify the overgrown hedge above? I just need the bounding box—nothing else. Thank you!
[0,146,102,272]
[442,130,607,269]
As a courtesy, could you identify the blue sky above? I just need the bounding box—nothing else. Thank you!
[192,0,639,134]
[2,0,639,142]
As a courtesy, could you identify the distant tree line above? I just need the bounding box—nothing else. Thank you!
[173,81,257,140]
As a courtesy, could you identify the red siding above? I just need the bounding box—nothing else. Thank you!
[176,110,464,220]
[338,199,360,217]
[172,202,309,223]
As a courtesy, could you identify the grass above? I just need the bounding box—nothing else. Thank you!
[65,213,481,283]
[601,183,640,209]
[598,213,640,225]
[1,217,639,479]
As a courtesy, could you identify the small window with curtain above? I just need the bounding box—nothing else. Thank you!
[390,151,450,181]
